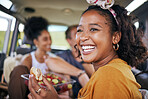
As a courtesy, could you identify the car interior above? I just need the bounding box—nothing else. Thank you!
[0,0,148,98]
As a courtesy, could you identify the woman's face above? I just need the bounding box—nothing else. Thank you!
[76,10,115,63]
[35,30,52,52]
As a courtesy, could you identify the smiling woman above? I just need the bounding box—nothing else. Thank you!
[75,5,146,98]
[0,0,148,98]
[27,0,147,99]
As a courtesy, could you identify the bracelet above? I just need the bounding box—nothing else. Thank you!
[77,71,85,78]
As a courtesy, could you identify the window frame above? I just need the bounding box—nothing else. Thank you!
[0,16,12,54]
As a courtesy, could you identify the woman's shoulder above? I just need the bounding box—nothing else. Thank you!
[88,66,129,90]
[93,65,127,81]
[96,65,124,77]
[101,58,132,75]
[20,54,32,69]
[22,54,32,61]
[93,61,135,83]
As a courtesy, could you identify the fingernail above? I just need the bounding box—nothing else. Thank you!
[29,74,33,78]
[42,74,45,77]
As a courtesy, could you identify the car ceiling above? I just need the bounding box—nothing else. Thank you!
[10,0,133,26]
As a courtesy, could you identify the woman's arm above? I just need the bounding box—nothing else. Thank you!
[20,54,32,70]
[44,56,89,87]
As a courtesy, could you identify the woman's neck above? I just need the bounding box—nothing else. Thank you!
[92,53,118,71]
[35,49,47,63]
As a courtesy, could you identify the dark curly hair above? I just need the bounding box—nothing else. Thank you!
[76,5,148,67]
[24,16,49,41]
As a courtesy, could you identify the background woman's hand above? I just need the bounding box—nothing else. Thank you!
[28,74,59,99]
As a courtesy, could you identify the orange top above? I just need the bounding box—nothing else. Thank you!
[78,58,142,99]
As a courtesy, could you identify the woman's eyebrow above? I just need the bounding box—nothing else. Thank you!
[90,23,102,28]
[77,25,82,28]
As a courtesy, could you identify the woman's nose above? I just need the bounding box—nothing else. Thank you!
[48,39,52,45]
[80,31,89,42]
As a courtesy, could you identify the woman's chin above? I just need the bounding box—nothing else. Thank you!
[82,58,93,63]
[46,48,51,52]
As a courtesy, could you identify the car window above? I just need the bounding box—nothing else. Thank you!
[48,25,70,50]
[0,11,16,54]
[0,18,8,52]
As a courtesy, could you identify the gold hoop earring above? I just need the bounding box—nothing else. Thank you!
[113,43,119,51]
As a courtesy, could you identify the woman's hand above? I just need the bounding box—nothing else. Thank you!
[28,74,59,99]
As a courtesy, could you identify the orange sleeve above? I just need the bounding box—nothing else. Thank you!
[93,66,131,99]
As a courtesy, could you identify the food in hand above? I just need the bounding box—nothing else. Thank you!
[45,73,73,93]
[30,67,42,81]
[29,67,74,93]
[40,73,73,93]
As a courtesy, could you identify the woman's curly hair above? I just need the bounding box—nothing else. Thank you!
[24,16,49,41]
[77,5,148,67]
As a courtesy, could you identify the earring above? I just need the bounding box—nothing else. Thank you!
[36,45,38,48]
[113,43,119,51]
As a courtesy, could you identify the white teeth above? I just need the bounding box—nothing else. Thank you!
[82,46,95,50]
[84,49,94,52]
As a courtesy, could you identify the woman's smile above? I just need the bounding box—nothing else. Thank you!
[46,45,51,49]
[81,45,96,55]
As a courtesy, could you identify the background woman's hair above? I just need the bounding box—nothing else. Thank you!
[24,16,49,41]
[78,5,148,67]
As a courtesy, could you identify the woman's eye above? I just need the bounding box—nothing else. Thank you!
[43,37,48,41]
[77,29,83,33]
[90,28,98,32]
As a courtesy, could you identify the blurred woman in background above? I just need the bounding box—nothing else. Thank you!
[8,17,52,99]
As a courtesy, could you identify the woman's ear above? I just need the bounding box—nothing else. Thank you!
[112,31,121,44]
[33,39,38,47]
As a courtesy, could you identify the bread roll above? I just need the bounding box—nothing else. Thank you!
[30,67,43,81]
